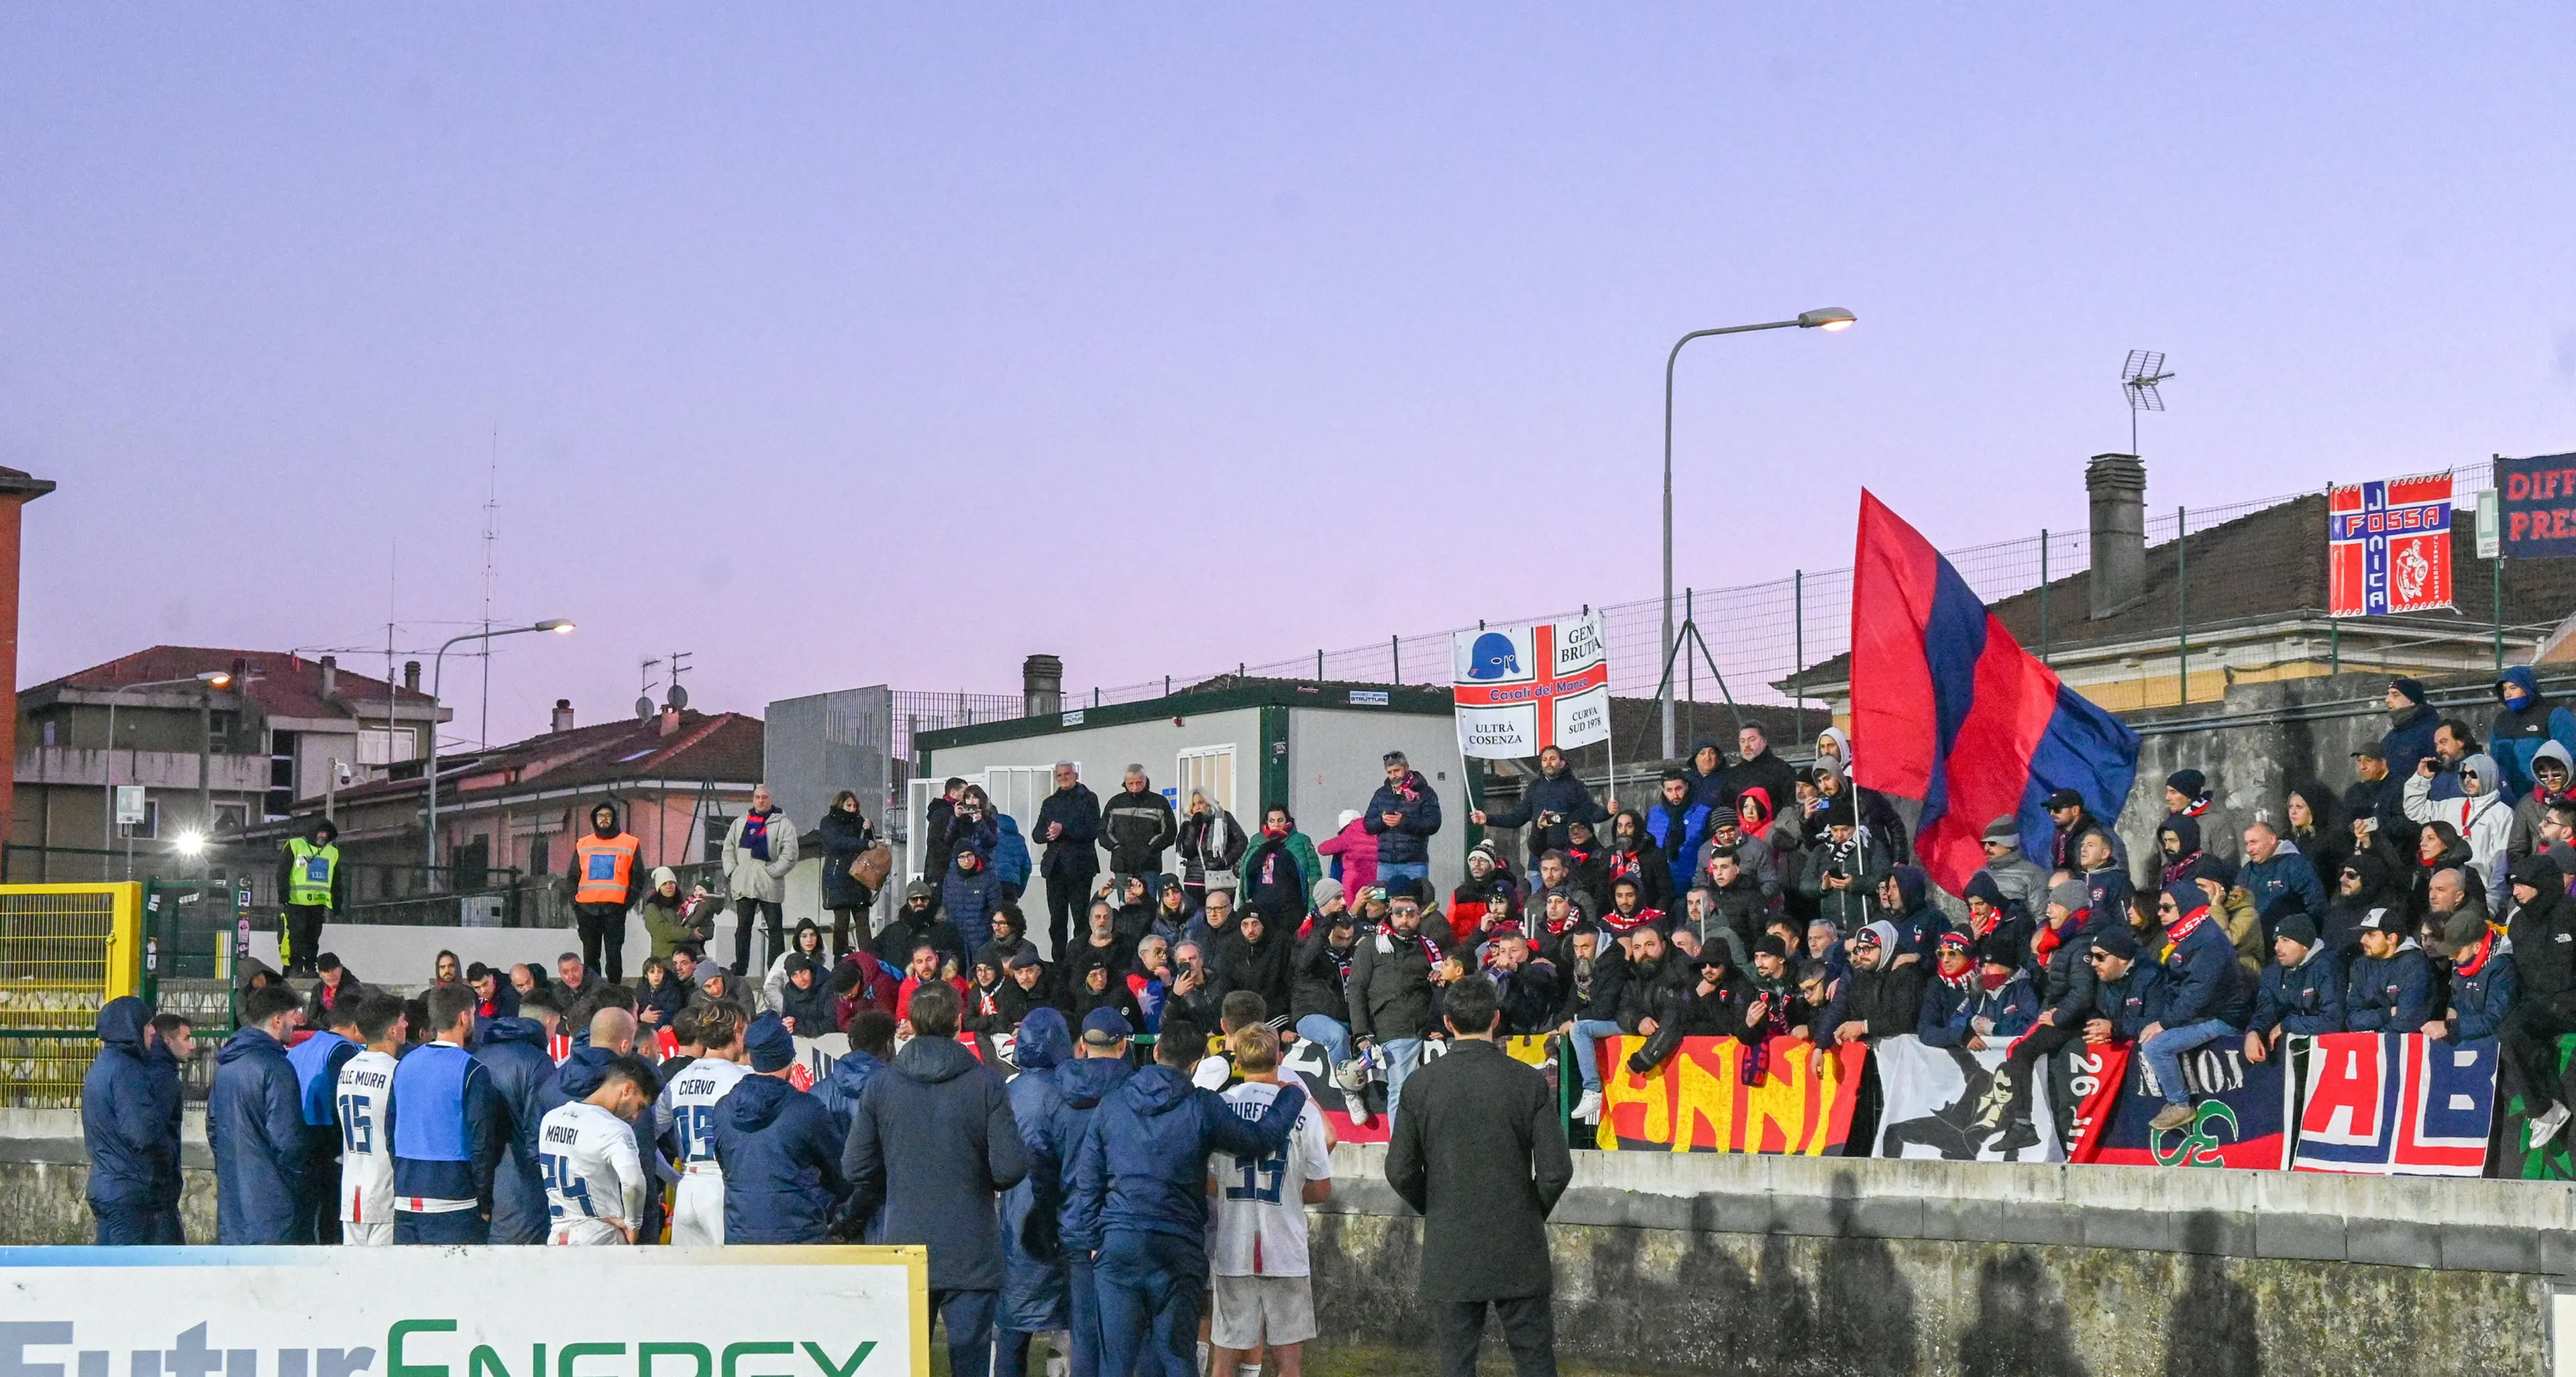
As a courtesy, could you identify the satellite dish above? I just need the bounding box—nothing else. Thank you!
[665,683,689,711]
[635,696,655,721]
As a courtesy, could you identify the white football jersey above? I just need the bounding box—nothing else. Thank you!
[539,1101,644,1236]
[1210,1080,1332,1278]
[657,1056,751,1173]
[333,1048,398,1231]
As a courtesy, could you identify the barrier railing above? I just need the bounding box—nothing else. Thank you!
[0,883,142,1109]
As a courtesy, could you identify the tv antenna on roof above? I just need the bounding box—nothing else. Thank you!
[637,657,663,721]
[2121,349,2174,455]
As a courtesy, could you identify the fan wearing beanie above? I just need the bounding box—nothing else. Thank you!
[710,1013,847,1244]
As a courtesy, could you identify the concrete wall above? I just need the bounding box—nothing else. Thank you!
[1310,1145,2565,1377]
[0,1109,215,1245]
[1287,705,1470,901]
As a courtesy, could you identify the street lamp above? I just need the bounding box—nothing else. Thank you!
[99,671,231,875]
[1659,307,1856,760]
[425,619,576,884]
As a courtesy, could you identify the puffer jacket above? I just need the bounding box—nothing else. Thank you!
[1102,786,1179,875]
[208,1026,306,1244]
[1362,771,1443,867]
[714,1072,848,1244]
[2489,666,2576,800]
[813,1046,885,1146]
[722,807,800,904]
[1044,1054,1136,1254]
[819,808,880,910]
[471,1015,559,1244]
[1065,1064,1306,1244]
[1000,1011,1072,1333]
[81,997,182,1211]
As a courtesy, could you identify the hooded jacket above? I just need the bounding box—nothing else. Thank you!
[81,997,182,1211]
[1000,1011,1073,1333]
[2326,852,2403,956]
[1065,1062,1307,1246]
[1821,943,1927,1040]
[2157,899,2255,1028]
[2510,740,2576,863]
[208,1024,307,1243]
[990,813,1034,894]
[1363,771,1444,867]
[1044,1054,1136,1254]
[714,1072,848,1244]
[2238,843,2328,930]
[2508,856,2576,1024]
[1645,795,1715,899]
[471,1016,559,1244]
[812,1046,885,1146]
[2345,939,2432,1034]
[2447,932,2517,1041]
[2404,753,2516,914]
[2489,666,2576,800]
[1316,818,1380,898]
[941,854,1011,955]
[843,1034,1026,1288]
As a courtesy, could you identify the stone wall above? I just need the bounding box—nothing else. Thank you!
[1309,1146,2565,1377]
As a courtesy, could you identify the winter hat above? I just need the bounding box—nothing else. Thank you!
[2162,881,2208,920]
[1936,930,1972,956]
[744,1013,796,1072]
[2275,914,2320,948]
[1820,798,1856,829]
[2351,741,2387,763]
[1754,934,1792,961]
[2459,753,2500,795]
[1080,1008,1133,1046]
[1982,816,2020,848]
[2510,855,2563,891]
[1337,810,1363,830]
[1975,936,2020,969]
[1963,871,2006,909]
[2390,676,2428,707]
[2089,925,2139,960]
[1311,878,1345,908]
[651,865,678,889]
[2047,878,2090,914]
[904,881,936,902]
[2166,769,2208,800]
[2190,853,2240,889]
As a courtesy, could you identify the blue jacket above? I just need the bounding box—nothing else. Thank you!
[2238,850,2327,930]
[1067,1063,1306,1246]
[1362,771,1442,867]
[472,1017,558,1244]
[2250,948,2346,1036]
[991,815,1034,894]
[2490,667,2576,799]
[1917,975,1975,1048]
[1645,798,1714,897]
[943,863,1010,955]
[2449,942,2517,1041]
[1036,784,1105,878]
[2089,960,2168,1039]
[714,1073,848,1244]
[1000,1011,1072,1334]
[2345,942,2433,1034]
[81,997,182,1211]
[813,1046,886,1145]
[2159,916,2253,1028]
[207,1026,306,1243]
[1965,971,2041,1042]
[1044,1054,1135,1254]
[843,1034,1027,1288]
[2383,704,2443,784]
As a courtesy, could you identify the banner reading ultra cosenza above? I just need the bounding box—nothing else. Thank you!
[0,1246,928,1377]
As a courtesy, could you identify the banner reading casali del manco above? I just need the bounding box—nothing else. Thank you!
[0,1248,929,1377]
[1452,614,1609,760]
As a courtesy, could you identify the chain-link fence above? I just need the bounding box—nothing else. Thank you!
[1037,486,2330,724]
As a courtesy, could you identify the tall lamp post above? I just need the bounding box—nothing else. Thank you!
[99,670,231,876]
[425,620,575,886]
[1660,307,1856,761]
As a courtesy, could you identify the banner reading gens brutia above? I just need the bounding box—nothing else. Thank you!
[0,1246,928,1377]
[1451,614,1610,760]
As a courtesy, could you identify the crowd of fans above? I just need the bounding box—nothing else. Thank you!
[70,671,2576,1370]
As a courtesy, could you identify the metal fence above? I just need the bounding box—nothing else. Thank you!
[0,883,140,1109]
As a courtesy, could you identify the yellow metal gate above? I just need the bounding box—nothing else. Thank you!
[0,883,142,1108]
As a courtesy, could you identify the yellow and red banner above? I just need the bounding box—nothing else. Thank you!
[1595,1035,1867,1153]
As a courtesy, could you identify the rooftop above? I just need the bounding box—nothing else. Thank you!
[25,645,439,720]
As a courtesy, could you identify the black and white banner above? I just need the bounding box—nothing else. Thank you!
[1872,1034,2063,1162]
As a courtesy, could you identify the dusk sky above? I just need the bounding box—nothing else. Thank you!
[6,7,2571,746]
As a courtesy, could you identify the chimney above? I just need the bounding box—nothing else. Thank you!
[402,660,422,693]
[2086,453,2148,619]
[319,655,337,698]
[658,705,682,736]
[552,698,576,733]
[1022,653,1064,718]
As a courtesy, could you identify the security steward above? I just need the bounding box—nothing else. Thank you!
[568,800,647,985]
[278,818,347,978]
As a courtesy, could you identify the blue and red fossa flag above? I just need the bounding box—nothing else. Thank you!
[1850,492,2141,893]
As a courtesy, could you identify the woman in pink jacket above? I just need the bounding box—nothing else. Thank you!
[1316,808,1380,901]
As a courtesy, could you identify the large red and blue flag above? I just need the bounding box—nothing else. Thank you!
[1850,492,2141,893]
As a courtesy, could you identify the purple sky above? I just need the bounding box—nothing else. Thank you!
[7,7,2572,745]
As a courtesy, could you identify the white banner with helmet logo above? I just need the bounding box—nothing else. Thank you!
[0,1246,929,1377]
[1451,614,1611,760]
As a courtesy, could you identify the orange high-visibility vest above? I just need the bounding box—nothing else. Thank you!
[573,832,643,905]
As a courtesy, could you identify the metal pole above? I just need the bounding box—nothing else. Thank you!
[1660,317,1813,761]
[2496,556,2506,675]
[1793,570,1805,745]
[101,694,118,879]
[197,687,212,841]
[426,623,561,885]
[2038,529,2050,667]
[2176,505,2190,706]
[2330,620,2340,675]
[1393,635,1401,685]
[1684,589,1696,742]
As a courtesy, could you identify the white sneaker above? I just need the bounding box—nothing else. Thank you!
[1348,1097,1373,1125]
[2533,1103,2571,1148]
[1574,1088,1603,1123]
